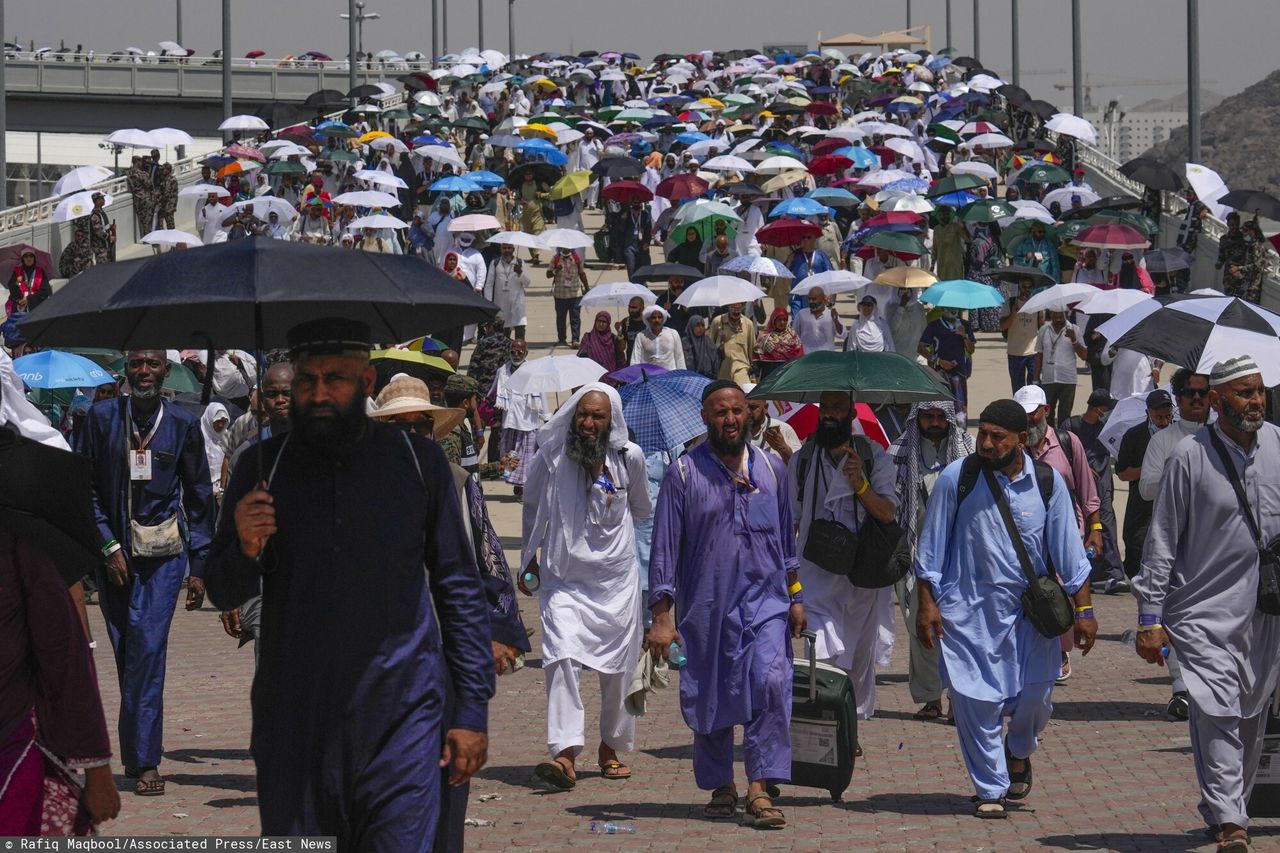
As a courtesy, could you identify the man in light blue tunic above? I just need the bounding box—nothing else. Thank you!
[648,380,806,829]
[1134,356,1280,852]
[914,399,1096,818]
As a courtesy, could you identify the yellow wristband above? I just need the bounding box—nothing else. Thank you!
[856,480,870,496]
[1074,605,1093,613]
[788,581,803,596]
[1137,624,1163,632]
[1089,522,1104,531]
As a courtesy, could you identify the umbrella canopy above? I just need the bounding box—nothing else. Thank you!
[580,281,657,308]
[12,351,112,390]
[485,231,546,250]
[602,180,654,204]
[717,256,793,278]
[631,262,705,282]
[506,161,563,189]
[20,237,496,350]
[863,231,925,256]
[52,165,113,197]
[1097,296,1280,383]
[507,355,607,394]
[218,114,270,132]
[350,214,408,230]
[369,349,455,391]
[334,190,402,208]
[790,270,871,296]
[591,156,645,179]
[1118,157,1184,191]
[674,276,766,308]
[141,229,203,247]
[988,265,1057,287]
[1072,223,1149,251]
[607,364,668,385]
[539,228,594,251]
[618,370,711,452]
[1074,288,1152,316]
[656,174,710,200]
[1044,113,1097,144]
[873,266,937,288]
[919,279,1005,309]
[1218,190,1280,221]
[448,214,503,233]
[958,199,1014,223]
[747,351,954,405]
[769,197,828,219]
[52,192,112,223]
[1018,282,1100,314]
[547,170,592,200]
[927,173,988,197]
[1142,248,1194,274]
[1016,163,1071,184]
[0,244,56,282]
[756,217,822,247]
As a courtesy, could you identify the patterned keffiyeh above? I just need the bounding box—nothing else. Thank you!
[888,400,974,550]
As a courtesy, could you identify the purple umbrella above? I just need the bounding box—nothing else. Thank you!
[607,363,669,384]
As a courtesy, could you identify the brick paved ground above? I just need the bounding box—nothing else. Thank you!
[90,211,1279,851]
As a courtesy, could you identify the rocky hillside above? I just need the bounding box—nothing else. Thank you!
[1143,68,1280,190]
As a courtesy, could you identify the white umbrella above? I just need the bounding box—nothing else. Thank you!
[878,193,935,213]
[702,155,755,173]
[52,192,112,222]
[949,161,998,181]
[415,146,467,171]
[105,128,156,148]
[507,355,607,394]
[675,276,767,308]
[538,228,593,251]
[1099,393,1156,459]
[884,137,926,162]
[1045,113,1098,145]
[158,41,185,53]
[449,214,503,233]
[790,270,871,296]
[218,114,270,132]
[1042,186,1100,208]
[965,133,1014,149]
[147,127,194,147]
[1018,282,1100,314]
[967,73,1006,92]
[754,155,808,175]
[1185,163,1230,220]
[486,231,546,250]
[350,214,408,230]
[718,255,792,278]
[353,170,409,190]
[179,183,232,199]
[227,196,298,221]
[1006,202,1056,225]
[368,137,410,155]
[580,282,658,309]
[334,190,402,208]
[141,228,203,247]
[53,165,113,196]
[1074,288,1152,316]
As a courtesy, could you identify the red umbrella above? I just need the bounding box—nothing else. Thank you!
[807,154,853,176]
[756,217,822,247]
[601,180,654,204]
[245,50,266,59]
[0,244,55,283]
[863,211,926,227]
[868,145,896,168]
[656,174,710,200]
[805,101,838,117]
[1072,223,1149,251]
[277,124,317,142]
[769,400,889,448]
[811,137,849,158]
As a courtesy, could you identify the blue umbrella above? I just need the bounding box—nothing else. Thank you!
[675,131,711,145]
[931,190,981,207]
[834,146,880,169]
[883,177,931,194]
[618,370,711,452]
[463,170,506,189]
[919,279,1005,309]
[769,197,828,218]
[13,350,112,389]
[607,363,668,384]
[429,176,482,193]
[766,142,804,159]
[412,134,449,146]
[643,114,680,128]
[807,187,858,207]
[514,138,560,156]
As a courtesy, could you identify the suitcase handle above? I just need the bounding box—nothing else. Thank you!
[801,629,817,702]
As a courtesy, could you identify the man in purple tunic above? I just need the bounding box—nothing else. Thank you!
[648,380,806,829]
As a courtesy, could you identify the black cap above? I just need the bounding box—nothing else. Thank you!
[701,379,743,403]
[287,318,372,358]
[1146,389,1173,409]
[1086,388,1116,410]
[978,399,1029,433]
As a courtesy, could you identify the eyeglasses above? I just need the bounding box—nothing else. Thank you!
[1179,388,1210,399]
[393,418,434,434]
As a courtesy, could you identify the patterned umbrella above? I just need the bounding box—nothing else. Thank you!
[618,369,712,452]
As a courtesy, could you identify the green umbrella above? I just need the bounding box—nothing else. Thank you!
[264,160,308,175]
[1088,210,1159,237]
[864,231,925,256]
[926,124,962,144]
[1018,163,1071,184]
[927,173,989,197]
[958,199,1014,223]
[747,351,954,405]
[451,116,489,131]
[318,149,359,162]
[382,108,414,120]
[1000,219,1061,254]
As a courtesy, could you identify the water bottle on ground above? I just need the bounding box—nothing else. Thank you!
[1120,628,1169,657]
[589,822,636,834]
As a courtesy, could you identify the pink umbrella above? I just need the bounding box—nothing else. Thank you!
[224,143,266,163]
[1071,223,1149,251]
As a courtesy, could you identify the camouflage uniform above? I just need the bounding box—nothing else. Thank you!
[86,209,113,264]
[158,166,179,229]
[1217,227,1260,304]
[59,229,95,278]
[126,161,156,236]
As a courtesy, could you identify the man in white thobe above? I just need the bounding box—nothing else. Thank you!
[630,305,686,371]
[520,383,651,789]
[484,245,530,336]
[792,287,844,353]
[1134,356,1280,850]
[788,392,899,730]
[578,130,604,208]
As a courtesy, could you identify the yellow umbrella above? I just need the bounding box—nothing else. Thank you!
[873,266,937,288]
[531,78,559,93]
[369,348,455,374]
[547,170,592,201]
[890,96,924,106]
[520,123,559,142]
[358,130,393,144]
[695,97,725,110]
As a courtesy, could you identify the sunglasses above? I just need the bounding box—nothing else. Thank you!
[1179,388,1210,399]
[393,418,434,434]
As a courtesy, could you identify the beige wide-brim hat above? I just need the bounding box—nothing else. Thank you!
[370,374,466,439]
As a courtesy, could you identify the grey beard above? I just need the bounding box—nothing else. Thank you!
[1222,403,1265,434]
[131,386,161,400]
[1028,420,1048,448]
[565,429,608,471]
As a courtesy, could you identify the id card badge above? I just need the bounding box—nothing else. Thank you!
[130,450,153,481]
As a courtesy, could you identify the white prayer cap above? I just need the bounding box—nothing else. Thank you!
[1210,355,1261,386]
[642,304,669,321]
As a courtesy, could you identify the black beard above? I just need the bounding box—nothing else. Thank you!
[565,427,608,470]
[290,393,368,454]
[1222,403,1265,434]
[707,423,747,458]
[920,425,949,443]
[977,447,1020,470]
[815,415,853,450]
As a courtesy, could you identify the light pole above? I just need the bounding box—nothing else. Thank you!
[1187,0,1201,162]
[221,0,231,140]
[945,0,952,51]
[177,0,183,48]
[1071,0,1083,116]
[442,0,448,54]
[339,1,380,81]
[343,0,357,98]
[478,0,484,50]
[1010,0,1019,87]
[431,0,438,62]
[906,0,912,29]
[973,0,981,63]
[508,0,515,56]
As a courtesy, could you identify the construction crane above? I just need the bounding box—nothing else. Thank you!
[1052,75,1218,111]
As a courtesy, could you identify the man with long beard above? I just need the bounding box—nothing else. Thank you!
[648,381,806,829]
[519,384,650,790]
[1135,357,1280,851]
[205,318,494,850]
[914,399,1095,819]
[788,392,898,741]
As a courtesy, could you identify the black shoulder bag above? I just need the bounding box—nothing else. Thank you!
[1207,428,1280,616]
[983,468,1075,638]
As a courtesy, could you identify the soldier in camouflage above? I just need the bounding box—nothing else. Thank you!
[157,164,179,230]
[1216,212,1261,304]
[126,156,156,236]
[59,227,96,278]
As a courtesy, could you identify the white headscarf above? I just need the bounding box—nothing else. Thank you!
[0,350,70,450]
[537,382,629,453]
[200,402,230,485]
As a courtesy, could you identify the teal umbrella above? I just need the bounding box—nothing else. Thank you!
[1017,163,1071,184]
[864,231,925,256]
[919,279,1005,309]
[958,199,1014,223]
[927,173,989,198]
[748,351,954,405]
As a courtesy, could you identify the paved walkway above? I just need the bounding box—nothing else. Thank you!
[89,213,1275,850]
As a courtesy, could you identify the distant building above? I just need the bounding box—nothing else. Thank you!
[1084,109,1183,162]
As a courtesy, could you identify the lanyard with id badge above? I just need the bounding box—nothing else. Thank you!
[125,401,186,558]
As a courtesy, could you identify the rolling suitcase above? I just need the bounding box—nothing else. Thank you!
[788,630,857,801]
[1248,685,1280,817]
[592,229,613,264]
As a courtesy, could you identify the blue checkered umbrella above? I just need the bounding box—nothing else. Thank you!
[619,369,711,452]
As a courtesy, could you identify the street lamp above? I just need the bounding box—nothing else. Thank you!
[339,1,381,68]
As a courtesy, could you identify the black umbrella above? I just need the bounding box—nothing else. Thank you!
[951,56,982,70]
[253,101,302,129]
[720,181,765,198]
[591,156,645,179]
[20,237,496,351]
[632,263,704,282]
[989,265,1056,287]
[304,89,347,108]
[398,73,434,91]
[505,162,562,190]
[998,84,1030,106]
[1118,157,1184,191]
[1023,99,1058,120]
[345,83,384,100]
[1059,195,1143,221]
[1218,190,1280,220]
[1143,248,1194,274]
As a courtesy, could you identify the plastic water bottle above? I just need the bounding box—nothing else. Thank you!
[520,569,539,593]
[668,641,687,668]
[1085,544,1099,560]
[1120,628,1169,658]
[589,822,636,835]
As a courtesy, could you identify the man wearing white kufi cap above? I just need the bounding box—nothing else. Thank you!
[630,304,686,371]
[1134,355,1280,850]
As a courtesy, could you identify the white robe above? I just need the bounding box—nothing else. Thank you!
[485,257,530,327]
